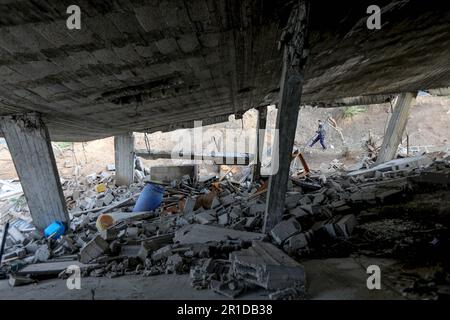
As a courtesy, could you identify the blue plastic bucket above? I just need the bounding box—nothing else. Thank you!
[44,221,66,239]
[133,183,164,212]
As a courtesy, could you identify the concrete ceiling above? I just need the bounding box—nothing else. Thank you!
[0,0,449,141]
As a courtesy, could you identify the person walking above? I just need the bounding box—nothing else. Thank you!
[309,119,327,150]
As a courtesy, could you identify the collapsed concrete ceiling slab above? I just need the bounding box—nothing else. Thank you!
[0,0,449,141]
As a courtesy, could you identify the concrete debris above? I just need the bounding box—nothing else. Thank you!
[270,218,302,245]
[79,235,109,263]
[0,154,448,300]
[230,241,306,290]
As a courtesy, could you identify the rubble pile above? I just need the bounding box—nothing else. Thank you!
[0,152,449,299]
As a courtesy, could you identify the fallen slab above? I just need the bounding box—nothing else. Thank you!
[230,241,305,290]
[174,224,266,245]
[15,260,95,277]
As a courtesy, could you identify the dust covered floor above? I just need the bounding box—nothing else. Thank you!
[0,257,402,300]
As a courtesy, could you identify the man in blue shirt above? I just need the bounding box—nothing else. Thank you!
[309,120,326,150]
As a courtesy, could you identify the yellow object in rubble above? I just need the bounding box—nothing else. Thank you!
[95,183,106,193]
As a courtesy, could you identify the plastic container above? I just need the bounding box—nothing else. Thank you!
[44,221,66,239]
[133,183,164,212]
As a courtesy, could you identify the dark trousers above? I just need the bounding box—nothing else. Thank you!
[309,135,326,149]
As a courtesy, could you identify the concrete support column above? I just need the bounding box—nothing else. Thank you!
[254,106,267,181]
[114,133,135,186]
[376,92,416,164]
[263,1,310,233]
[0,113,68,230]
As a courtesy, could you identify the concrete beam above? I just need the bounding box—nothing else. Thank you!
[135,149,253,165]
[0,113,68,230]
[254,106,267,181]
[263,1,310,233]
[376,92,417,165]
[114,133,135,186]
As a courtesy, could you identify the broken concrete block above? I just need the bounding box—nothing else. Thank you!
[285,192,302,209]
[80,235,109,263]
[289,207,309,218]
[230,241,305,290]
[9,275,36,287]
[138,234,174,260]
[334,214,357,238]
[220,194,235,207]
[312,193,325,205]
[151,244,173,261]
[249,203,266,217]
[270,218,302,245]
[165,254,184,274]
[218,213,229,225]
[194,209,217,225]
[211,279,245,298]
[126,227,139,238]
[174,224,265,245]
[183,197,196,214]
[284,233,309,253]
[102,193,114,206]
[34,245,51,262]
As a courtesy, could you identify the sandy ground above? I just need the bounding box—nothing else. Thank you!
[0,96,449,180]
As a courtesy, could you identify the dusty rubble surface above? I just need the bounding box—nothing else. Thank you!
[0,152,449,300]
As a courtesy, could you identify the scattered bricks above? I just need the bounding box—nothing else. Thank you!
[183,197,196,214]
[102,193,114,206]
[220,194,235,207]
[165,254,184,274]
[270,218,302,245]
[334,214,357,238]
[285,192,302,209]
[194,210,217,225]
[80,235,109,263]
[230,241,306,290]
[249,203,266,217]
[151,244,173,261]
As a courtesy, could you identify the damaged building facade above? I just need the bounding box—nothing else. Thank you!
[0,0,449,300]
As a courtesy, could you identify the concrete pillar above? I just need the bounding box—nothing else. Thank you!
[376,92,416,164]
[263,1,310,233]
[254,106,267,181]
[0,113,68,230]
[114,133,135,186]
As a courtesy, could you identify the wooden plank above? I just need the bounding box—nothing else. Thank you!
[0,113,68,230]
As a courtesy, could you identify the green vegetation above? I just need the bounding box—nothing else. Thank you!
[55,142,72,149]
[342,105,367,119]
